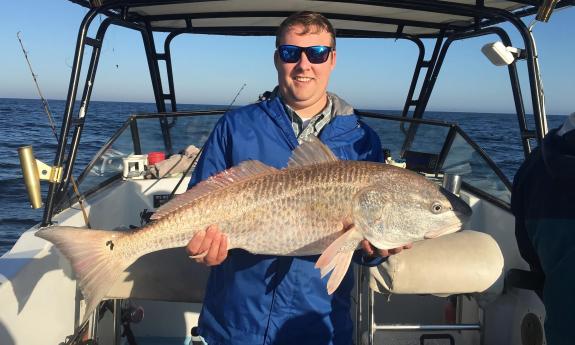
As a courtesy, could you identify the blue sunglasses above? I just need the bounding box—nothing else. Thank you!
[277,45,333,64]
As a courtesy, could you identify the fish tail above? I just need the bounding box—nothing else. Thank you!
[36,226,132,322]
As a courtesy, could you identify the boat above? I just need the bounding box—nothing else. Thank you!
[1,1,572,344]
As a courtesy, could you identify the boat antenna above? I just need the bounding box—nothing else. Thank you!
[164,83,247,203]
[17,31,92,228]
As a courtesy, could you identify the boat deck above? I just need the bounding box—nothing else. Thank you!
[136,337,189,345]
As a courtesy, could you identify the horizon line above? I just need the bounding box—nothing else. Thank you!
[0,96,570,117]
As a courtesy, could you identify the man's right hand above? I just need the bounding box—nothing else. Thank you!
[186,224,228,266]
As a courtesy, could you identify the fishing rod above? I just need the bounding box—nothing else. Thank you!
[17,31,92,228]
[17,32,59,141]
[225,82,247,113]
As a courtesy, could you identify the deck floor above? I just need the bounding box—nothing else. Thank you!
[133,337,190,345]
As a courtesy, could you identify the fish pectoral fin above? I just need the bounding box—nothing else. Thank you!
[326,251,354,295]
[315,227,363,294]
[315,226,363,269]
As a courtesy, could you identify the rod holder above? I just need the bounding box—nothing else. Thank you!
[18,146,63,209]
[442,173,462,196]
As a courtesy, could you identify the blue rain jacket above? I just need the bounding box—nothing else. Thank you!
[189,93,384,345]
[512,127,575,345]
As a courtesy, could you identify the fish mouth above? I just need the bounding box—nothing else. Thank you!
[440,187,472,219]
[443,221,465,234]
[425,220,465,239]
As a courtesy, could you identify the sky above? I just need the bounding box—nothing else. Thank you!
[1,1,574,115]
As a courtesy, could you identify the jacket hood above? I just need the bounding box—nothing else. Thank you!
[542,127,575,179]
[327,91,355,116]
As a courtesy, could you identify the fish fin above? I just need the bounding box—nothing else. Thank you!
[315,227,363,294]
[326,251,354,294]
[151,160,279,220]
[36,226,132,323]
[320,253,338,278]
[288,136,338,168]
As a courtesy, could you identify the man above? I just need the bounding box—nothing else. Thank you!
[512,113,575,345]
[186,12,410,345]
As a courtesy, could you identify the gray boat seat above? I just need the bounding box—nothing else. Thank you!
[369,230,504,296]
[105,230,503,303]
[106,247,209,303]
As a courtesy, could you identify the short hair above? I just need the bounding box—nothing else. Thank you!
[275,11,336,49]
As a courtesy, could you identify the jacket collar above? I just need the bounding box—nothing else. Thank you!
[258,95,299,149]
[264,86,355,116]
[257,87,359,148]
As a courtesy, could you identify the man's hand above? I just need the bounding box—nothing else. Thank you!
[361,240,412,258]
[186,224,228,266]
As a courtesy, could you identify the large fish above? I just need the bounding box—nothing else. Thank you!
[36,138,471,321]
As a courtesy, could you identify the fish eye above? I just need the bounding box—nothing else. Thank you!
[431,202,443,214]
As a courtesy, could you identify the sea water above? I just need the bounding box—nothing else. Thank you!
[0,97,567,255]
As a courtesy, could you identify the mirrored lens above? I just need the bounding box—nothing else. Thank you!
[278,45,332,64]
[305,46,331,64]
[278,45,302,63]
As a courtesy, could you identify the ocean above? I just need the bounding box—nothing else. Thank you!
[0,97,567,256]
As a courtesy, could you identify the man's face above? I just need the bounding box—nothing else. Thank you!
[275,25,336,114]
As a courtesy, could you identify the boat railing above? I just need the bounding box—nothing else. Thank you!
[54,110,226,212]
[55,109,512,214]
[358,111,512,207]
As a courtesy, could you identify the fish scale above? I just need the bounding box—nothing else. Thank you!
[132,161,382,258]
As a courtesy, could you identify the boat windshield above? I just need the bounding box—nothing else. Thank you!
[361,114,511,204]
[57,111,510,212]
[55,112,222,211]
